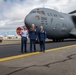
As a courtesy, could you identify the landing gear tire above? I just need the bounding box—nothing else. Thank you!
[58,39,64,42]
[53,39,55,42]
[61,39,64,41]
[53,39,64,42]
[58,39,61,42]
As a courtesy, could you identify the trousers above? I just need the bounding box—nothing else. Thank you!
[39,40,45,51]
[30,39,36,52]
[21,37,27,53]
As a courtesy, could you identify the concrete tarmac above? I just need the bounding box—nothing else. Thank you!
[0,39,76,58]
[0,44,76,75]
[0,39,76,75]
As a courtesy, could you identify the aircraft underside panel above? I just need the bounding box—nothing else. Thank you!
[70,28,76,37]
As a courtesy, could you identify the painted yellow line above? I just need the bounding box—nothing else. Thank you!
[0,44,76,62]
[45,44,76,52]
[0,52,40,62]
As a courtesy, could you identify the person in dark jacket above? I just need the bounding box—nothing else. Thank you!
[38,26,46,52]
[29,24,38,52]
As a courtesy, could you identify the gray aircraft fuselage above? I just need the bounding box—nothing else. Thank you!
[24,8,76,41]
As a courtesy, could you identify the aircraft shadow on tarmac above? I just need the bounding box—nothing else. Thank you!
[44,39,76,43]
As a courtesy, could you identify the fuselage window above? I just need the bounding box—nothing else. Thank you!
[50,13,52,16]
[47,13,50,16]
[54,14,57,17]
[41,11,45,15]
[36,16,40,20]
[37,11,45,15]
[59,15,64,18]
[31,11,36,13]
[53,14,57,17]
[37,11,40,14]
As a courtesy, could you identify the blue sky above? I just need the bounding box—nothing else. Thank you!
[0,0,76,31]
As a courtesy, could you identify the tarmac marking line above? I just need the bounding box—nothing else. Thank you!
[0,44,76,62]
[0,52,40,62]
[45,44,76,52]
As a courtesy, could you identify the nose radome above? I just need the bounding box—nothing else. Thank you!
[24,14,34,28]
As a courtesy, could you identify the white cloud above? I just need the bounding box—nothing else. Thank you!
[0,0,76,30]
[0,0,3,5]
[0,19,10,27]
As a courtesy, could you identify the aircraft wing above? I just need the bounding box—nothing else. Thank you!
[69,10,76,14]
[70,28,76,37]
[69,10,76,27]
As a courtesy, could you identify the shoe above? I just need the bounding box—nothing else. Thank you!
[25,51,27,53]
[42,50,45,53]
[21,51,23,53]
[30,51,32,53]
[40,50,42,52]
[34,50,36,52]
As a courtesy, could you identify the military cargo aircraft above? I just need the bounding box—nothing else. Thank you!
[24,8,76,41]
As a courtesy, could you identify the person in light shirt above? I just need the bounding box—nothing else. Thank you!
[20,26,28,53]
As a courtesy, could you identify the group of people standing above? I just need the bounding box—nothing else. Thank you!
[20,24,46,53]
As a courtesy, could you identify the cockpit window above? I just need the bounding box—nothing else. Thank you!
[37,11,45,15]
[35,16,40,20]
[31,11,36,13]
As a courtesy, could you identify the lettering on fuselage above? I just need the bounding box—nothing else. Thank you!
[41,17,48,25]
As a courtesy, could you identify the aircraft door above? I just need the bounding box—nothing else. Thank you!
[51,18,53,24]
[61,23,67,32]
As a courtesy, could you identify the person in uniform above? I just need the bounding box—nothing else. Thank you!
[20,26,28,53]
[38,26,46,52]
[29,24,37,52]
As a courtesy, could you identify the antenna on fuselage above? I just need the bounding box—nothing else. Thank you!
[42,2,45,8]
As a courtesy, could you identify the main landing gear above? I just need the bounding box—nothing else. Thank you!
[53,39,64,42]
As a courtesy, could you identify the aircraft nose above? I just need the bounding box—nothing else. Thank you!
[24,14,34,28]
